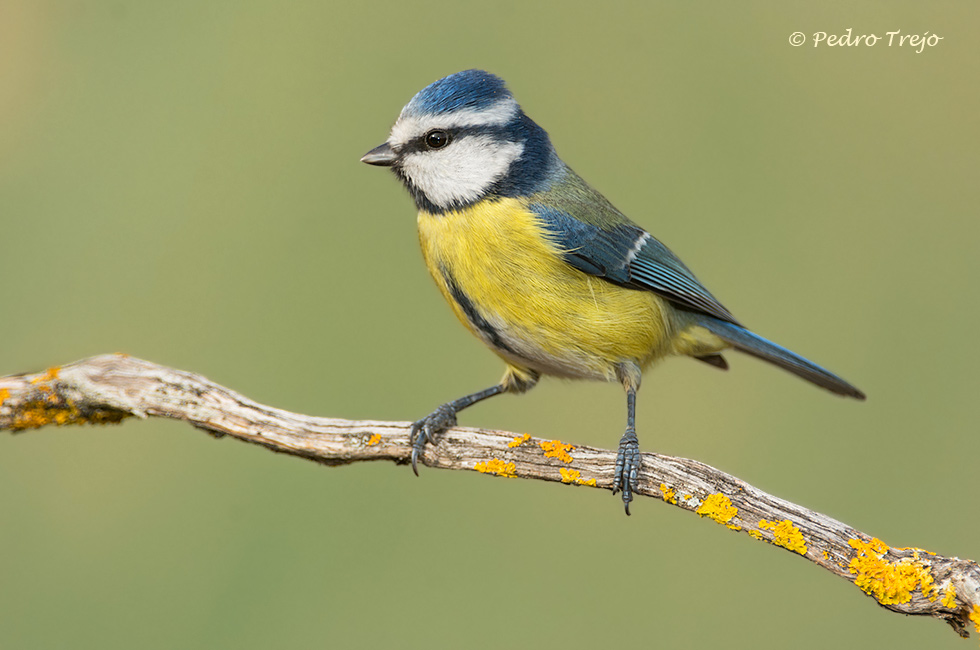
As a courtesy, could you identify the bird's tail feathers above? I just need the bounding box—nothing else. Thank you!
[694,316,865,400]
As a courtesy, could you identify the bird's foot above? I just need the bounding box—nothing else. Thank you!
[409,403,458,475]
[613,427,641,515]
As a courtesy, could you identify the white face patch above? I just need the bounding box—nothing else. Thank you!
[387,96,525,209]
[399,135,524,209]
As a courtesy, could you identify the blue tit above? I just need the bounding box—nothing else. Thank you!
[362,69,864,513]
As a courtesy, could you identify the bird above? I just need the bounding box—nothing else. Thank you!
[361,69,865,513]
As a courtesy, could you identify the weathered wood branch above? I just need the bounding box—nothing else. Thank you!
[1,354,977,637]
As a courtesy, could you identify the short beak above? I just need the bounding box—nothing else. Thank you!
[360,142,397,167]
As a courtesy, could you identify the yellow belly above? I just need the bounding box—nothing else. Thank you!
[417,198,687,381]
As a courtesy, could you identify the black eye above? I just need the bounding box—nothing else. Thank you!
[424,130,451,149]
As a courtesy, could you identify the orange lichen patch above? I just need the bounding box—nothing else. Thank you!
[941,583,957,608]
[558,468,596,486]
[759,519,808,556]
[508,433,531,448]
[696,493,738,526]
[538,439,574,463]
[29,367,60,385]
[0,388,10,404]
[7,379,129,431]
[847,537,937,605]
[823,551,829,561]
[366,433,382,446]
[10,398,127,430]
[659,483,677,504]
[12,393,75,429]
[474,458,516,478]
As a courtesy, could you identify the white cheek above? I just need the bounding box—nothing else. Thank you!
[401,136,524,209]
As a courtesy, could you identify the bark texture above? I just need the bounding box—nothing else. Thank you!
[1,354,977,638]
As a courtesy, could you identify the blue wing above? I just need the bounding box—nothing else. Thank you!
[531,203,741,326]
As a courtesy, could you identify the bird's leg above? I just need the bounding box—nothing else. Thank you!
[410,367,539,474]
[613,365,641,515]
[410,384,504,474]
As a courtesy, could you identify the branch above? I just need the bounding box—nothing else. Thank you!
[1,354,977,637]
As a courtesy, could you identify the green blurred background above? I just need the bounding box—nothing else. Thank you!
[1,2,977,648]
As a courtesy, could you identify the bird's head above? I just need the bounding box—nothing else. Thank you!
[361,70,561,214]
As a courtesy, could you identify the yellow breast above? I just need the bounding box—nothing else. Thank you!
[417,198,676,381]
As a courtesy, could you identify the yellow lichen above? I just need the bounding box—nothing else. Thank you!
[748,530,764,540]
[474,458,516,478]
[508,433,531,448]
[847,537,938,605]
[14,400,97,429]
[366,433,382,446]
[539,439,574,463]
[12,405,53,429]
[970,604,980,635]
[12,394,77,429]
[914,550,937,601]
[0,388,10,404]
[896,546,937,556]
[941,583,956,608]
[659,483,677,504]
[8,386,128,431]
[29,366,60,385]
[759,519,808,556]
[558,467,596,487]
[696,493,738,525]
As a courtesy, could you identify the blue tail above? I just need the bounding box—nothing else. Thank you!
[694,316,865,400]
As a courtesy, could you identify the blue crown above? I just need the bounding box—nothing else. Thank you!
[403,69,513,117]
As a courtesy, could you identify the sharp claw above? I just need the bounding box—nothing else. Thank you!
[411,424,430,476]
[408,404,457,475]
[614,427,640,515]
[409,421,422,475]
[621,487,633,515]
